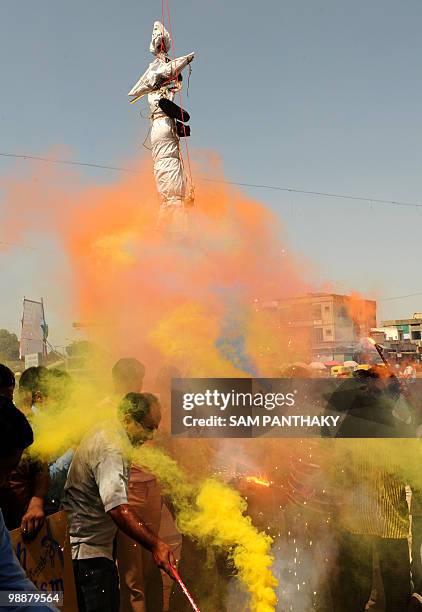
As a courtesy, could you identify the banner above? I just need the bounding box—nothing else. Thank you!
[24,353,40,369]
[11,511,77,611]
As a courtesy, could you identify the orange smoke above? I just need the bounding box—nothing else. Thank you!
[344,291,377,338]
[1,153,311,377]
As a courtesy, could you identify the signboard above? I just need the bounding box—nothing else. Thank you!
[172,378,419,438]
[11,511,77,611]
[20,299,48,358]
[24,353,40,369]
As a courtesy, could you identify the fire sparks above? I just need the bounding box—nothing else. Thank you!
[169,566,201,612]
[245,475,272,488]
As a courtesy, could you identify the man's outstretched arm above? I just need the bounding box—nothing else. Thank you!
[108,504,175,575]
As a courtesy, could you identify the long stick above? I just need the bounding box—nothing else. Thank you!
[367,337,413,402]
[169,566,201,612]
[373,342,389,367]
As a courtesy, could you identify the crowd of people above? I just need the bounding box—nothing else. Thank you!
[289,363,422,611]
[0,359,178,612]
[0,359,421,612]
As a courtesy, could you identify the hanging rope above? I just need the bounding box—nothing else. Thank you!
[161,0,194,193]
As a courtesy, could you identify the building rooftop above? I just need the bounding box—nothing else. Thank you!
[261,292,376,304]
[381,318,422,326]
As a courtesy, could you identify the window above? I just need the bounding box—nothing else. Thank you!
[411,331,421,340]
[296,304,312,321]
[325,328,332,336]
[312,304,322,319]
[313,328,323,343]
[338,306,349,319]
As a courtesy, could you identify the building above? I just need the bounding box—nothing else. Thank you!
[258,293,377,362]
[372,313,422,363]
[380,314,422,343]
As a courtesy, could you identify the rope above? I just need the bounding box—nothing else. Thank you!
[161,0,165,43]
[162,0,194,191]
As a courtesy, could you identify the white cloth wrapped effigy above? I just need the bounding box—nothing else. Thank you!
[128,21,194,238]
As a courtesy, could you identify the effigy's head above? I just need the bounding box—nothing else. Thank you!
[150,21,171,55]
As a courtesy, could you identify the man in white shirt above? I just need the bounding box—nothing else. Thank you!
[402,361,417,382]
[63,392,174,612]
[110,358,166,612]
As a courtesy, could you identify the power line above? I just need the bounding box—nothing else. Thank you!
[378,291,422,302]
[1,152,422,209]
[0,241,36,250]
[0,152,138,174]
[201,178,422,209]
[2,153,422,302]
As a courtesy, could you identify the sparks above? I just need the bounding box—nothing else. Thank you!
[169,566,201,612]
[245,475,271,488]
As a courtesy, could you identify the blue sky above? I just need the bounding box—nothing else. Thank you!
[1,0,422,341]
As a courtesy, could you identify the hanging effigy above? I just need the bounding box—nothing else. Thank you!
[128,21,195,239]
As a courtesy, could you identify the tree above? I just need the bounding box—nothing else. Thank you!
[64,340,109,372]
[65,340,99,358]
[0,329,20,361]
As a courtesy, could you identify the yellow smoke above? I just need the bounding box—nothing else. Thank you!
[27,380,278,611]
[133,445,278,612]
[149,302,247,377]
[26,370,420,612]
[29,382,115,460]
[329,438,422,489]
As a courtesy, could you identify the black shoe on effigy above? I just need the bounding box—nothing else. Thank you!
[158,98,190,123]
[409,593,422,611]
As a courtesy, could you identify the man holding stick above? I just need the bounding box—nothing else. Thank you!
[63,392,175,612]
[111,359,165,612]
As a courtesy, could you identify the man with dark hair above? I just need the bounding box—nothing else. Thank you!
[113,365,166,612]
[0,363,15,400]
[112,358,145,396]
[63,392,174,612]
[0,396,57,611]
[0,365,50,537]
[118,393,162,443]
[0,397,34,479]
[18,366,49,415]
